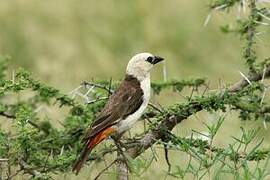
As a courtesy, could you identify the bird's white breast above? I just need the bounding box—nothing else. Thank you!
[117,76,151,133]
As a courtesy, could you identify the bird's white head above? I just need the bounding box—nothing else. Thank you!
[126,52,164,81]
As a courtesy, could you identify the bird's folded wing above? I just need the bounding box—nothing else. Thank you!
[82,79,144,141]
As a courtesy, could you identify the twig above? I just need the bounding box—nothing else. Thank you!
[0,112,15,119]
[149,103,164,113]
[108,78,113,96]
[94,159,117,180]
[0,159,8,162]
[87,97,108,105]
[69,85,83,96]
[163,145,171,173]
[82,81,114,94]
[6,169,23,180]
[19,160,42,177]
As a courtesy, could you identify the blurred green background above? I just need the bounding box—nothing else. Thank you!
[0,0,270,179]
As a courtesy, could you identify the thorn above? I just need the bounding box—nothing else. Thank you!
[60,146,64,156]
[260,88,267,105]
[258,12,270,21]
[214,4,228,11]
[34,106,42,113]
[83,86,95,103]
[254,34,266,47]
[255,31,266,36]
[263,120,267,130]
[239,71,252,85]
[237,3,242,19]
[69,85,82,96]
[261,65,267,83]
[242,0,247,14]
[204,13,212,27]
[254,20,270,26]
[75,92,86,99]
[162,61,167,82]
[84,86,95,96]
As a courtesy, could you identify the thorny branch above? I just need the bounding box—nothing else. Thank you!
[113,3,270,178]
[117,64,270,178]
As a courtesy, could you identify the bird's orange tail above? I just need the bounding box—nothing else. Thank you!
[72,127,115,174]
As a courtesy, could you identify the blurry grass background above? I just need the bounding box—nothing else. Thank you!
[0,0,270,179]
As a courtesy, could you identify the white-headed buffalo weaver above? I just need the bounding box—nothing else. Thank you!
[72,53,164,174]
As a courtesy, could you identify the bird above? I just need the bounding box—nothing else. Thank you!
[72,52,164,174]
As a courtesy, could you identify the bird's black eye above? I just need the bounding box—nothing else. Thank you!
[146,56,153,63]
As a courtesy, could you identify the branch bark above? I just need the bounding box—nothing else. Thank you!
[116,159,128,180]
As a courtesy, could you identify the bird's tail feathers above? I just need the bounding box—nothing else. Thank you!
[72,144,92,175]
[72,126,115,174]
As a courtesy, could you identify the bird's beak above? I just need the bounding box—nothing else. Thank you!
[152,56,164,64]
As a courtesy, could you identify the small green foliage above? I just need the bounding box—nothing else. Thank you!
[15,104,34,127]
[37,86,59,102]
[204,116,225,138]
[0,132,8,156]
[0,55,9,81]
[165,123,269,179]
[210,0,241,10]
[151,78,205,95]
[220,24,231,33]
[39,119,53,133]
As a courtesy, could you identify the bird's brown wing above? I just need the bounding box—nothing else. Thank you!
[82,76,144,141]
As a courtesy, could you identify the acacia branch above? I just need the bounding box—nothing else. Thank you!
[119,64,270,176]
[113,63,270,179]
[0,112,15,119]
